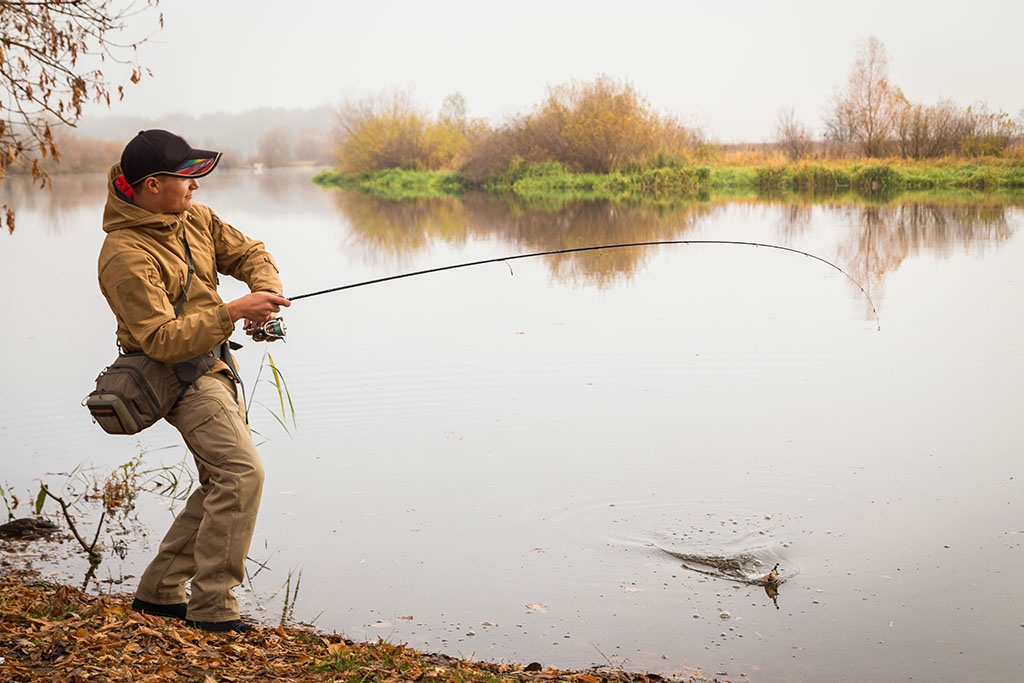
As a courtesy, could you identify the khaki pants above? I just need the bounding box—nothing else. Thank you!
[135,372,264,622]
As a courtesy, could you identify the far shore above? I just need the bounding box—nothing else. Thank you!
[313,159,1024,203]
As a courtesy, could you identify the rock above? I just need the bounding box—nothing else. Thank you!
[0,518,59,540]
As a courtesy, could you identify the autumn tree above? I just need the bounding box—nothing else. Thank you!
[531,75,696,173]
[0,0,161,232]
[460,75,699,180]
[334,89,469,173]
[774,107,813,160]
[828,37,904,157]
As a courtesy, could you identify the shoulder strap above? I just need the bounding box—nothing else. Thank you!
[174,235,195,318]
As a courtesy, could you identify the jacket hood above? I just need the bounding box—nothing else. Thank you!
[103,163,180,233]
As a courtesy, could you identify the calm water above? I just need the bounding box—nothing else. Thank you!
[1,169,1022,682]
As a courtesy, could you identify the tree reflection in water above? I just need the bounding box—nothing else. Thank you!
[331,188,1021,303]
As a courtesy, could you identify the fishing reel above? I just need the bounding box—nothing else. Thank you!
[250,317,287,342]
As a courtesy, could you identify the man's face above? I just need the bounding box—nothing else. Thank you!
[146,175,199,214]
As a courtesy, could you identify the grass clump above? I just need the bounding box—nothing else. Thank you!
[314,168,466,199]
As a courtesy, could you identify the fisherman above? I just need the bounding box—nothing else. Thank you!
[97,129,290,633]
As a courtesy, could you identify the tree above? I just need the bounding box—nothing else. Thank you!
[334,89,469,173]
[256,126,292,166]
[828,37,903,157]
[774,107,813,160]
[1,0,161,232]
[438,92,467,129]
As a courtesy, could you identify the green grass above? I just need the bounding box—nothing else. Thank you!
[314,161,1024,204]
[313,168,466,199]
[751,161,1024,193]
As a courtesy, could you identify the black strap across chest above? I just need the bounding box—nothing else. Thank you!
[174,234,195,319]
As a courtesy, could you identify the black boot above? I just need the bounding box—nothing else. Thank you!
[188,618,255,633]
[131,598,187,620]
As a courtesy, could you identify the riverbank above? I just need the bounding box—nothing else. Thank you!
[0,569,717,682]
[313,159,1024,202]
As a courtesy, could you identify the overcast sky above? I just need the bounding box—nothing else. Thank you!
[93,0,1024,143]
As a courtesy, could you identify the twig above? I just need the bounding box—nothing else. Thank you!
[40,484,103,564]
[591,642,620,670]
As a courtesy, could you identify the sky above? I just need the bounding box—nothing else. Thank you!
[90,0,1024,143]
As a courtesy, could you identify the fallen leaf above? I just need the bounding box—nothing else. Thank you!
[327,642,345,655]
[526,603,548,612]
[396,615,414,620]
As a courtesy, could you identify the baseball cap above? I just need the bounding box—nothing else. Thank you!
[121,129,222,185]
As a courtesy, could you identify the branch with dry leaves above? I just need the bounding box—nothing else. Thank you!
[0,0,162,233]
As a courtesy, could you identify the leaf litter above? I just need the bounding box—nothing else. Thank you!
[0,569,728,682]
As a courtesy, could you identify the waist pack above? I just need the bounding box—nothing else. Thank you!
[84,350,220,435]
[86,233,239,435]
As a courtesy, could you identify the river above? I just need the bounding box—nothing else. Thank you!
[1,167,1022,682]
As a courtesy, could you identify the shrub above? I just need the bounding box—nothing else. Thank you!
[334,90,468,173]
[851,164,900,193]
[460,75,701,183]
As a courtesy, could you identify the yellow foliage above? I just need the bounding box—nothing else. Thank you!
[460,75,702,182]
[334,90,470,173]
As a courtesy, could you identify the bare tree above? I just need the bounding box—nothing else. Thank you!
[774,107,813,160]
[438,92,467,129]
[0,0,161,232]
[256,126,292,166]
[829,37,903,157]
[823,91,857,144]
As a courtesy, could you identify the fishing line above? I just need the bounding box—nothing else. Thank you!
[287,240,880,330]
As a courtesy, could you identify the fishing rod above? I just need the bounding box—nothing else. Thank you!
[266,240,880,335]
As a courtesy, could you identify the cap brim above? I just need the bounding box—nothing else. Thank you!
[168,151,222,179]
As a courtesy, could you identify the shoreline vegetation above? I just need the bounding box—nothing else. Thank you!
[321,47,1024,205]
[313,159,1024,204]
[0,569,711,683]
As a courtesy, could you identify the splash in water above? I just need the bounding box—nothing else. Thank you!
[661,546,795,608]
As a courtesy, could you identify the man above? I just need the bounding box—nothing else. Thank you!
[97,129,290,633]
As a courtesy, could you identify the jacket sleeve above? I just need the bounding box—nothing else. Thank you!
[210,209,283,294]
[100,250,234,363]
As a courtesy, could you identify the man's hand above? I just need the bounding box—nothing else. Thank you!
[227,291,290,325]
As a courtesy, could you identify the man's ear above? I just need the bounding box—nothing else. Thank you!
[138,176,160,195]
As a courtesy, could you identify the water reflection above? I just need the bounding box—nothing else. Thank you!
[329,188,1022,298]
[8,170,1019,298]
[838,202,1014,276]
[333,190,718,288]
[0,173,108,236]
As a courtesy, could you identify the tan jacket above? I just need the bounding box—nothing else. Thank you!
[98,164,282,364]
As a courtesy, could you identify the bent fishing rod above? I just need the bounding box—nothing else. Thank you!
[257,240,880,338]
